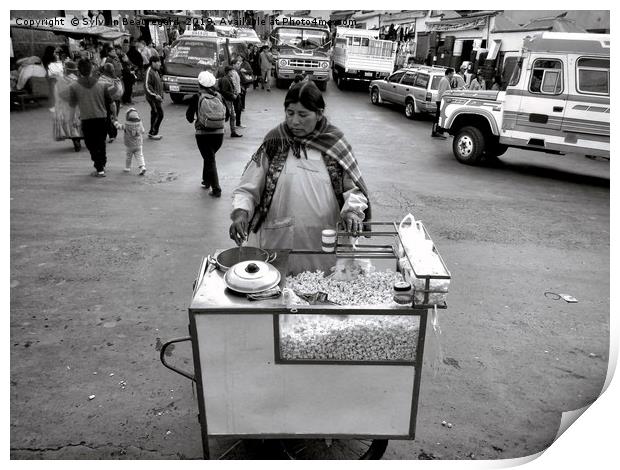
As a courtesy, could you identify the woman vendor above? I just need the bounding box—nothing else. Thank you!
[229,80,371,272]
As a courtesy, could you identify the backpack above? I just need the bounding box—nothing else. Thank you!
[197,93,226,130]
[109,78,124,101]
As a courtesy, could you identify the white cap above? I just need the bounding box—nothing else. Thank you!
[198,71,216,88]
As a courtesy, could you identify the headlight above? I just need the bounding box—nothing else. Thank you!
[320,61,329,69]
[279,59,288,67]
[163,76,178,83]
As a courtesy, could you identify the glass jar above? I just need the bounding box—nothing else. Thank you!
[393,281,413,305]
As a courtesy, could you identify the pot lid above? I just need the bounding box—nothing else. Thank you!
[224,260,281,294]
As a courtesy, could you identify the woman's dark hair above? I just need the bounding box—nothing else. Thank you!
[77,58,93,77]
[284,80,325,113]
[42,46,57,70]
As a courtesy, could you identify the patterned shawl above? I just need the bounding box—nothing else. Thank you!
[247,117,372,233]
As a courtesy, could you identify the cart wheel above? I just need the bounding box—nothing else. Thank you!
[279,439,388,460]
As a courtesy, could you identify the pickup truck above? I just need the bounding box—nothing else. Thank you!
[438,32,610,165]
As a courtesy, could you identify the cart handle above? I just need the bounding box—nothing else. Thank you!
[159,337,196,382]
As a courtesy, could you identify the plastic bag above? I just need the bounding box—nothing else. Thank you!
[330,237,374,281]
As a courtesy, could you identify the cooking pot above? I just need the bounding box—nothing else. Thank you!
[208,247,277,272]
[224,260,281,294]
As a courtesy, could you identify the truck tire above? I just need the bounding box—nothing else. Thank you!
[275,78,287,89]
[453,126,486,165]
[404,98,416,120]
[370,87,381,106]
[316,80,327,92]
[170,93,185,104]
[336,74,346,90]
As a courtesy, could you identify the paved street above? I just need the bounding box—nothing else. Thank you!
[10,79,610,459]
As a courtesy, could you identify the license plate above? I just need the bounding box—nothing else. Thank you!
[169,85,180,92]
[364,72,373,77]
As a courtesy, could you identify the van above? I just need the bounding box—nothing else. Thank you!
[162,30,249,103]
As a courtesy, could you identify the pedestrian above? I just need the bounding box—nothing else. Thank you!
[69,58,117,177]
[236,55,253,112]
[250,44,261,89]
[144,56,165,140]
[126,38,144,80]
[99,63,124,143]
[120,52,137,104]
[259,45,274,91]
[186,71,226,196]
[53,60,83,152]
[229,80,371,272]
[229,61,245,129]
[139,40,151,72]
[468,72,483,91]
[116,107,147,175]
[431,67,453,139]
[491,76,502,91]
[218,65,242,138]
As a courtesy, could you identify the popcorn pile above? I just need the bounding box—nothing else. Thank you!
[285,269,402,306]
[280,315,418,362]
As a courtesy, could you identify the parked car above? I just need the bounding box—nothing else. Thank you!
[369,65,447,119]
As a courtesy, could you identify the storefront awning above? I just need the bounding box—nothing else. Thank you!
[10,20,130,41]
[426,16,488,32]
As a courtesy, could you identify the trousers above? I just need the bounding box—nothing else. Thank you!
[81,118,107,172]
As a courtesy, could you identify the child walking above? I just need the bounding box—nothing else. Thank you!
[118,107,147,175]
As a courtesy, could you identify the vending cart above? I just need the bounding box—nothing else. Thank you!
[161,222,451,459]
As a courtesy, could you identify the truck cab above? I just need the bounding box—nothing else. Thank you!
[332,27,396,89]
[439,32,610,165]
[269,18,332,91]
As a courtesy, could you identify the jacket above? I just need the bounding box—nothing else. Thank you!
[218,75,236,102]
[123,119,145,149]
[260,51,273,72]
[144,66,163,101]
[69,76,113,120]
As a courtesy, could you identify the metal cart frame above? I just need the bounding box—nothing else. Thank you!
[161,222,450,459]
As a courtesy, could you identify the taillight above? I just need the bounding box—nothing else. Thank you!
[426,92,432,101]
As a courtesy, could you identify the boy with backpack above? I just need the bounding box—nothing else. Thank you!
[186,71,226,197]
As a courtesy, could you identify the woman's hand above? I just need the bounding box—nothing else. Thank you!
[342,211,364,235]
[230,209,249,246]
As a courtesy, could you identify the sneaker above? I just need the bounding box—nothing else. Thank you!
[238,124,247,129]
[124,168,131,173]
[231,133,243,138]
[209,189,222,198]
[148,134,162,140]
[139,167,146,176]
[91,170,106,177]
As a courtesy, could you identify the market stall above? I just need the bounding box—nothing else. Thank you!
[161,220,450,459]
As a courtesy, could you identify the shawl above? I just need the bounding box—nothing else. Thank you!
[246,118,371,233]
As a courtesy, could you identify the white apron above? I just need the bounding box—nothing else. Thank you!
[247,149,339,273]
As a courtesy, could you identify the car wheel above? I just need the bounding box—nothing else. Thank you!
[371,88,381,105]
[169,93,185,104]
[453,126,486,165]
[404,99,416,120]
